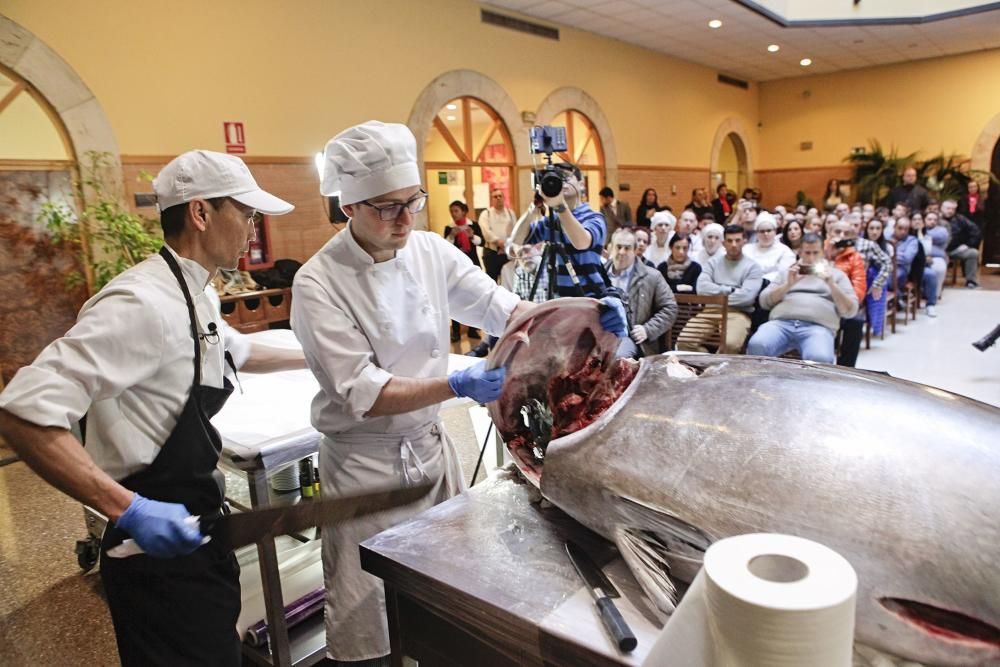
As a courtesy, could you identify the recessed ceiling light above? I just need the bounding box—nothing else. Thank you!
[446,103,457,110]
[446,115,456,121]
[767,44,780,53]
[708,19,722,29]
[800,58,812,66]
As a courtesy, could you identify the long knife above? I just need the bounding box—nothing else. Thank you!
[108,483,433,558]
[565,540,638,653]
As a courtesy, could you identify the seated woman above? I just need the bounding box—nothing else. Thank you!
[743,213,796,282]
[694,222,724,267]
[659,234,702,294]
[781,218,804,255]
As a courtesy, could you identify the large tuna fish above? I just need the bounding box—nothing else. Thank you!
[487,298,1000,666]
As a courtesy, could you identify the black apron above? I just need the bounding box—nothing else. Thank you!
[99,247,241,667]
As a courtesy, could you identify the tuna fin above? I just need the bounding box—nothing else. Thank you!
[612,494,717,619]
[614,527,677,620]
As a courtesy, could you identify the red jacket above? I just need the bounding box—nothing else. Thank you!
[834,248,867,302]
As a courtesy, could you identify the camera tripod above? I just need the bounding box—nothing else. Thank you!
[527,208,587,301]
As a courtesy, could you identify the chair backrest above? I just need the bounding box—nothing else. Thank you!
[667,293,730,353]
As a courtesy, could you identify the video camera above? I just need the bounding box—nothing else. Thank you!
[529,126,569,197]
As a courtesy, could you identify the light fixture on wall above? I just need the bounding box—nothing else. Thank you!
[800,58,812,66]
[708,19,722,29]
[767,44,780,53]
[314,151,325,181]
[446,103,458,110]
[446,115,457,121]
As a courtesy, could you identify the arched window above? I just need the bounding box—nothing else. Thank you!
[0,65,74,165]
[424,97,515,235]
[550,109,604,210]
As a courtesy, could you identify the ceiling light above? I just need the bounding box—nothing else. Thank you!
[708,19,722,29]
[800,58,812,66]
[446,115,457,121]
[767,44,780,53]
[446,103,457,110]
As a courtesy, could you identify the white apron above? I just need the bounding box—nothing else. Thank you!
[320,422,466,661]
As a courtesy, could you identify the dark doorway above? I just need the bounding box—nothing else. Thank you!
[984,138,1000,264]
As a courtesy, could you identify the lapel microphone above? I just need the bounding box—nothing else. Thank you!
[200,322,220,344]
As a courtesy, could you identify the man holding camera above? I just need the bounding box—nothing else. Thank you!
[747,233,858,364]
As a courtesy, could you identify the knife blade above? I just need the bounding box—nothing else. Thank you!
[108,482,433,558]
[565,540,637,653]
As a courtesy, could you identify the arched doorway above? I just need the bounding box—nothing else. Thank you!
[423,96,516,235]
[971,112,1000,265]
[709,118,754,197]
[0,63,86,383]
[549,109,605,211]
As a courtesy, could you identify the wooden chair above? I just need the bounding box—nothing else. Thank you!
[665,293,730,354]
[890,240,919,326]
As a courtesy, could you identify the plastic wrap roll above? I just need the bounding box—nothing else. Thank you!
[245,588,326,647]
[643,533,857,667]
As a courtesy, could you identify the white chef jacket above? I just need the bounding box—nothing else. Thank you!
[0,246,249,481]
[291,225,519,436]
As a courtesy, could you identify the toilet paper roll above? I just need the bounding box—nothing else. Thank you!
[643,533,857,667]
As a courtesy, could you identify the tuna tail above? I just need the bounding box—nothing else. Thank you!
[613,494,717,620]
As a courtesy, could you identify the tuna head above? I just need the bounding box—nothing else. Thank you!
[488,301,1000,666]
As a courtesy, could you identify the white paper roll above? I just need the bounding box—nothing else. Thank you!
[643,533,858,667]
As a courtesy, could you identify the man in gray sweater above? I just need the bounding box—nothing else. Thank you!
[678,224,763,353]
[747,234,858,363]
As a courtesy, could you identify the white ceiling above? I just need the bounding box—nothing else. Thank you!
[482,0,1000,81]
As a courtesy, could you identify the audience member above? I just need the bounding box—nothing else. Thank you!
[500,243,549,304]
[660,234,702,294]
[782,219,804,253]
[698,212,716,230]
[941,199,981,288]
[605,228,677,358]
[827,221,867,366]
[711,183,733,222]
[646,211,676,268]
[748,233,858,363]
[823,178,844,211]
[636,188,667,228]
[851,218,891,339]
[678,225,763,353]
[892,217,938,316]
[633,227,655,267]
[834,202,850,219]
[887,166,930,212]
[736,202,759,243]
[743,212,796,282]
[804,215,824,237]
[695,222,724,267]
[866,218,891,255]
[444,200,484,341]
[478,187,516,281]
[958,180,984,228]
[598,186,633,235]
[675,209,703,256]
[923,211,949,299]
[686,188,713,221]
[861,203,875,222]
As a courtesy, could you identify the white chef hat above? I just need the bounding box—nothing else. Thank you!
[650,210,676,230]
[320,120,421,204]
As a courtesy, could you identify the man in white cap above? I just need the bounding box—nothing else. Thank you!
[293,121,627,665]
[0,150,295,665]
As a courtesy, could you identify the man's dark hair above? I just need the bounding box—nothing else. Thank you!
[701,212,716,222]
[599,186,614,198]
[668,234,690,249]
[449,200,469,213]
[555,162,583,181]
[160,196,227,238]
[801,232,823,246]
[723,224,745,238]
[717,183,727,194]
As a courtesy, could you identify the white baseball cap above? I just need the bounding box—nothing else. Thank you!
[153,150,294,215]
[320,120,421,204]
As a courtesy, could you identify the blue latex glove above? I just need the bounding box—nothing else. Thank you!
[598,296,628,338]
[448,360,507,404]
[115,493,204,558]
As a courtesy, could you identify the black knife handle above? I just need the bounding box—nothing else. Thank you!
[597,597,637,652]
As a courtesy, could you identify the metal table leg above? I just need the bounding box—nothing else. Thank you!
[248,468,292,667]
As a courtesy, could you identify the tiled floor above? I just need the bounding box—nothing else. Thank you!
[1,280,998,665]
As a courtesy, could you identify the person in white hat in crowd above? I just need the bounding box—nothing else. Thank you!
[293,121,628,666]
[743,211,796,283]
[644,210,676,269]
[0,150,297,665]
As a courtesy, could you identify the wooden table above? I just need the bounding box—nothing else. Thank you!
[360,473,665,666]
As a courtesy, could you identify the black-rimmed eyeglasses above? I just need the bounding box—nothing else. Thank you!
[359,190,428,221]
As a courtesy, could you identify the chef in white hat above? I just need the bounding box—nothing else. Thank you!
[292,120,534,665]
[0,150,295,665]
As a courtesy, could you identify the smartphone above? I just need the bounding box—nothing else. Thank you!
[834,238,855,249]
[798,263,817,276]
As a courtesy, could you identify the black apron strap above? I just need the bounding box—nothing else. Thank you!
[159,245,202,385]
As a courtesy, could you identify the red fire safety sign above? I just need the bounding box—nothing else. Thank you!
[224,122,246,154]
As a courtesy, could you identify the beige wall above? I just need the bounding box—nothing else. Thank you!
[1,0,758,168]
[758,48,1000,169]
